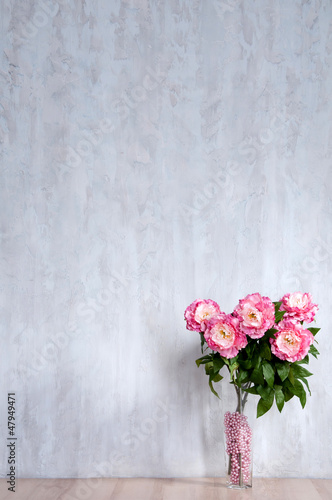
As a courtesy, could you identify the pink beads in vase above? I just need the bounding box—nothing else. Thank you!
[224,411,253,488]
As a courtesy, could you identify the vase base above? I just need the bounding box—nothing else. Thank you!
[227,483,252,490]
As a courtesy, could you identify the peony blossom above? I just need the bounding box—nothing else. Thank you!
[279,292,318,323]
[270,319,314,362]
[204,313,247,359]
[184,299,221,332]
[233,293,275,339]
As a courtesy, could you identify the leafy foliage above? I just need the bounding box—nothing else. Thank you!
[195,302,320,418]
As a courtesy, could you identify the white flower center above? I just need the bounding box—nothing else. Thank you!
[242,304,263,327]
[212,324,235,348]
[288,293,307,309]
[277,330,301,354]
[194,304,217,323]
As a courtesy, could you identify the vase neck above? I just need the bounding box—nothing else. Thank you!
[235,386,247,414]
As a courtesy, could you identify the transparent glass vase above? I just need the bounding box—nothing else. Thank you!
[224,385,253,489]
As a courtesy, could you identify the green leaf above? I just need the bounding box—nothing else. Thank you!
[292,365,313,379]
[307,327,320,336]
[251,367,265,385]
[274,385,285,412]
[275,310,287,323]
[196,355,212,367]
[230,361,239,380]
[288,367,295,385]
[283,386,294,402]
[243,386,259,395]
[245,340,256,358]
[262,361,275,388]
[212,372,223,383]
[197,358,213,365]
[297,355,309,365]
[208,377,220,399]
[276,361,290,382]
[297,382,307,409]
[252,354,262,370]
[309,344,320,359]
[238,370,249,384]
[199,333,205,353]
[262,328,277,341]
[238,359,252,370]
[204,362,213,375]
[260,342,272,360]
[229,356,239,365]
[213,356,225,374]
[288,379,307,408]
[274,301,282,312]
[257,392,274,417]
[256,384,273,401]
[298,376,311,396]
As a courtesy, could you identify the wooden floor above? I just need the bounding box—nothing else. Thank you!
[0,478,331,500]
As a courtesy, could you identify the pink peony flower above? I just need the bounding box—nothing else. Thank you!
[280,292,318,323]
[204,313,247,359]
[270,319,314,362]
[184,299,221,332]
[233,293,275,339]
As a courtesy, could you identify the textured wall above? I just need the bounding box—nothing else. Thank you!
[1,0,332,480]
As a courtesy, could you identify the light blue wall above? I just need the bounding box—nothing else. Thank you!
[0,0,331,478]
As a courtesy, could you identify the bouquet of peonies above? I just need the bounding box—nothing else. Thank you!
[184,292,320,417]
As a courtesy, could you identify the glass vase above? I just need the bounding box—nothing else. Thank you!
[224,385,253,489]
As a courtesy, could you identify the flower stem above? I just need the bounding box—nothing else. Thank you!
[234,381,251,413]
[230,381,251,487]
